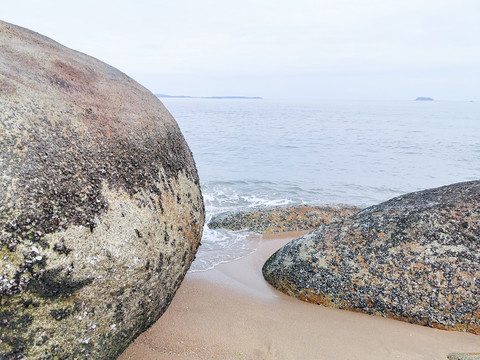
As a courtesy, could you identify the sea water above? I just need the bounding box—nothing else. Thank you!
[161,98,480,272]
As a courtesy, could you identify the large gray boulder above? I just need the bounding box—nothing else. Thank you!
[0,21,204,358]
[263,181,480,334]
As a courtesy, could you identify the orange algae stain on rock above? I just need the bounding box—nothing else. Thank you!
[299,290,332,307]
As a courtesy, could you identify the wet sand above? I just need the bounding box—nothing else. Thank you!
[119,231,479,360]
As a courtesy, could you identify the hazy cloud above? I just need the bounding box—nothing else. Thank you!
[3,0,479,99]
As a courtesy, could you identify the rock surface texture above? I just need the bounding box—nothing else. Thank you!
[0,21,204,359]
[448,354,480,360]
[208,205,361,234]
[263,181,480,334]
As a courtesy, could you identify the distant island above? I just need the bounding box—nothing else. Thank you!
[415,97,434,101]
[156,94,263,100]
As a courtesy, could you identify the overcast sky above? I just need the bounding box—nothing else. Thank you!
[3,0,480,100]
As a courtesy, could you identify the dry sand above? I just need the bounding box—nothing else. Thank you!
[119,231,479,360]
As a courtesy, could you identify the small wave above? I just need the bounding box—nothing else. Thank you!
[191,184,303,272]
[189,227,260,272]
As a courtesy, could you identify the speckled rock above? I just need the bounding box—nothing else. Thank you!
[448,354,480,360]
[263,181,480,334]
[0,21,204,359]
[208,205,361,234]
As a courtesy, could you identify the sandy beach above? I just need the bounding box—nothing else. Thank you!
[119,231,479,360]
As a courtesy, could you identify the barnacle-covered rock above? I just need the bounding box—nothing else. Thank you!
[208,205,360,234]
[263,181,480,334]
[0,20,204,359]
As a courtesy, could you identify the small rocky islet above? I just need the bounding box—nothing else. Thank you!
[263,181,480,334]
[208,205,361,234]
[0,21,204,359]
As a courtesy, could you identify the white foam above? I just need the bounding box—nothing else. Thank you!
[189,227,259,272]
[190,186,295,272]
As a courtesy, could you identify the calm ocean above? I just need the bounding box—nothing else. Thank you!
[161,98,480,272]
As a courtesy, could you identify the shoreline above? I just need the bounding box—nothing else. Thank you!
[119,231,479,360]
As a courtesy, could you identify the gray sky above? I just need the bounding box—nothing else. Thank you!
[2,0,480,100]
